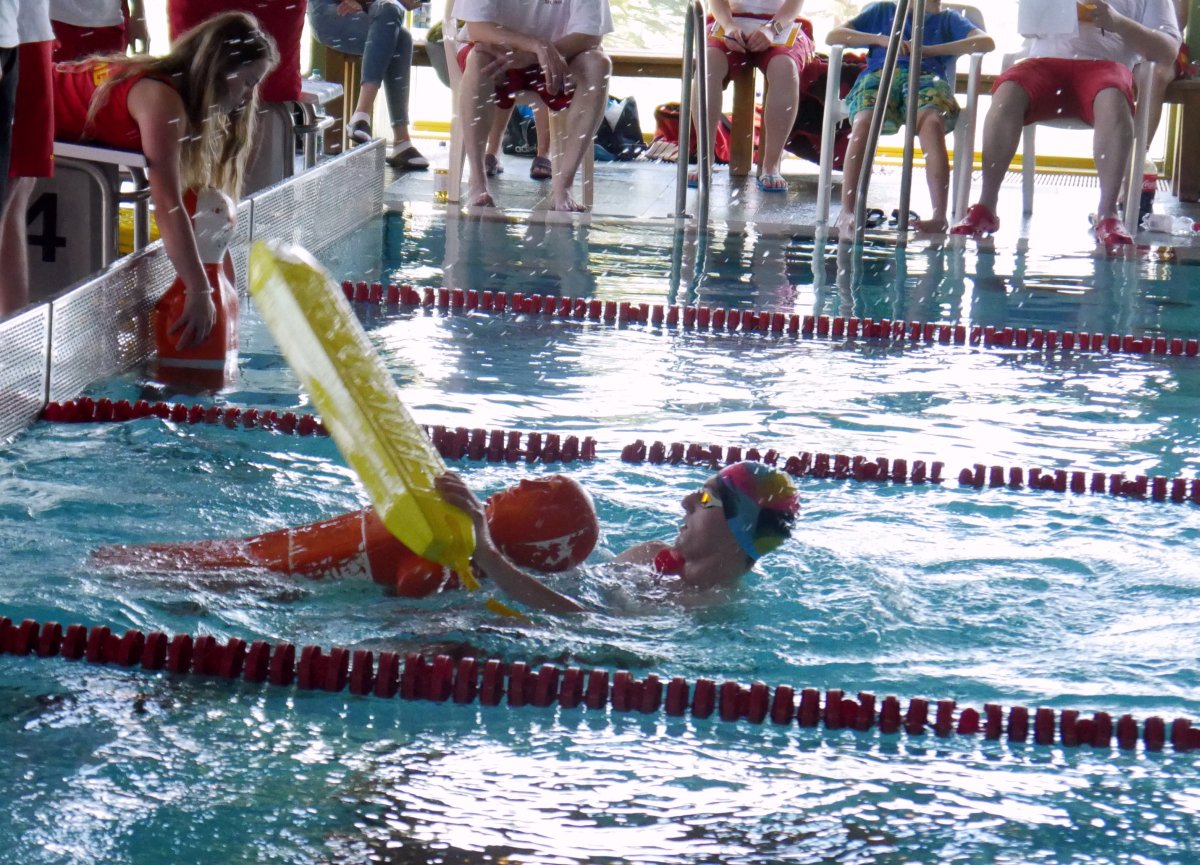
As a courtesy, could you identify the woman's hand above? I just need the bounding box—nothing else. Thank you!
[337,0,365,16]
[168,288,217,351]
[436,472,488,535]
[746,25,773,53]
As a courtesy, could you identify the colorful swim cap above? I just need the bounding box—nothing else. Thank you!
[716,461,800,560]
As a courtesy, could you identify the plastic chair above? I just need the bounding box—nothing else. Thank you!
[1002,40,1155,237]
[442,0,594,207]
[815,3,989,226]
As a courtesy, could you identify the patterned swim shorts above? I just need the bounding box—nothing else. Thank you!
[844,67,960,135]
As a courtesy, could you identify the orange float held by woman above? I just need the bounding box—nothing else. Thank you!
[94,473,600,596]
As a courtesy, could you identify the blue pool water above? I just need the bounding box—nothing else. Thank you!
[2,213,1199,863]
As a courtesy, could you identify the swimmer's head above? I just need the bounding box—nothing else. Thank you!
[715,461,800,561]
[675,461,799,586]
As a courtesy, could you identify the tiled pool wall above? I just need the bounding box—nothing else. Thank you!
[0,142,385,443]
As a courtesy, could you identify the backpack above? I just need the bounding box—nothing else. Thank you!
[501,105,538,156]
[648,102,734,164]
[594,96,647,161]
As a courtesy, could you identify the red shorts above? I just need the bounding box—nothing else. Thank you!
[51,20,128,63]
[10,41,55,178]
[706,14,814,85]
[993,57,1134,127]
[456,43,574,112]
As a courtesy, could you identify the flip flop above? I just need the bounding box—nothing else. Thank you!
[386,146,429,171]
[756,173,787,193]
[863,208,886,229]
[530,155,552,180]
[889,208,920,226]
[484,153,504,177]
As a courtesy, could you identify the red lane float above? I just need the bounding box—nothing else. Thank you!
[344,284,1200,361]
[623,440,1200,508]
[6,615,1197,755]
[91,474,600,598]
[38,402,598,466]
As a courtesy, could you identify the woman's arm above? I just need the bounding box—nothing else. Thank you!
[126,78,215,349]
[436,472,587,615]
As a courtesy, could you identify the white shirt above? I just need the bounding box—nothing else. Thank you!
[13,0,54,43]
[49,0,123,27]
[1,0,19,48]
[731,0,787,14]
[455,0,614,43]
[1029,0,1181,68]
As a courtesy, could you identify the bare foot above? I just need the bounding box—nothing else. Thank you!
[469,191,495,208]
[833,208,856,240]
[915,217,948,235]
[550,192,587,213]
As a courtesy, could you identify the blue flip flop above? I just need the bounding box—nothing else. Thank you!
[756,173,787,193]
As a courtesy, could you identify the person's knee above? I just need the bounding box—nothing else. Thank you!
[369,0,405,24]
[988,81,1030,119]
[916,109,946,137]
[1092,89,1133,130]
[764,55,799,90]
[570,48,611,86]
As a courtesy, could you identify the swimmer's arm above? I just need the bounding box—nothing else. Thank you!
[613,540,669,566]
[436,472,586,615]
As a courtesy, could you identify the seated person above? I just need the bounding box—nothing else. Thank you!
[828,0,992,235]
[308,0,428,170]
[952,0,1181,247]
[454,0,613,211]
[437,461,800,614]
[168,0,305,103]
[485,102,552,180]
[695,0,813,194]
[50,0,148,62]
[1145,0,1190,148]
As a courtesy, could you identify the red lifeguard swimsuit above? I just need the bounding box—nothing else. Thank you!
[54,61,173,150]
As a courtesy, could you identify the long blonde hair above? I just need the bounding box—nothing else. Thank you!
[86,12,279,197]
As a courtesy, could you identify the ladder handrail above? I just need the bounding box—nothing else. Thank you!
[896,0,927,235]
[676,0,711,225]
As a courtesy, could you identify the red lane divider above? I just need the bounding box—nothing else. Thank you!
[620,439,945,486]
[343,281,1200,360]
[2,614,1196,755]
[622,440,1200,507]
[38,400,596,465]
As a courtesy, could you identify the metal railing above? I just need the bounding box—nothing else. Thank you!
[675,0,712,225]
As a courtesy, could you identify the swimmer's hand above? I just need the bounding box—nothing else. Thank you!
[169,287,217,350]
[435,471,586,615]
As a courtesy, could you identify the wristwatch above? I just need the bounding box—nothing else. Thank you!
[769,18,787,35]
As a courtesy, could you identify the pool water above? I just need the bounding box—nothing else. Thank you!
[2,212,1199,863]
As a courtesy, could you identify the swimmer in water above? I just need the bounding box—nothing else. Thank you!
[436,460,800,614]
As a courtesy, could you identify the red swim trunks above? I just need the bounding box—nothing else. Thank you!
[992,57,1133,127]
[456,43,574,112]
[10,41,55,178]
[51,21,128,63]
[706,14,814,86]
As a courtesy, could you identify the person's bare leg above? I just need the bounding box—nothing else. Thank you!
[458,52,499,207]
[759,54,800,180]
[915,108,950,233]
[691,46,728,184]
[1145,61,1174,148]
[1092,88,1133,221]
[835,112,874,236]
[533,103,551,160]
[974,81,1030,214]
[0,177,34,317]
[549,48,611,212]
[485,107,509,158]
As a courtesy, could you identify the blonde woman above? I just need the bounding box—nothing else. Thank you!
[53,12,278,347]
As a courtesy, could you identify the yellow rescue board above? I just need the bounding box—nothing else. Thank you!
[247,241,481,590]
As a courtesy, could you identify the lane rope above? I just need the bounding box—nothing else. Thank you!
[1,614,1195,756]
[342,281,1200,360]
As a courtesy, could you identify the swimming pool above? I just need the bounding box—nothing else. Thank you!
[2,196,1200,862]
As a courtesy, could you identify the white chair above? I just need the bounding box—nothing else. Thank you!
[815,3,989,227]
[1002,40,1154,237]
[442,0,594,207]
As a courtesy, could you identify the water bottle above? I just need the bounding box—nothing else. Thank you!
[433,141,449,204]
[1139,158,1157,223]
[1141,212,1197,235]
[411,1,431,30]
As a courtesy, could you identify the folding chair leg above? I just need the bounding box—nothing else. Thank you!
[1021,125,1036,216]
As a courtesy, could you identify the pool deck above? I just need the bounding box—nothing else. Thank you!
[383,144,1200,261]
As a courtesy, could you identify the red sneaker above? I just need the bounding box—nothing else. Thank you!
[950,203,1000,237]
[1093,216,1133,248]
